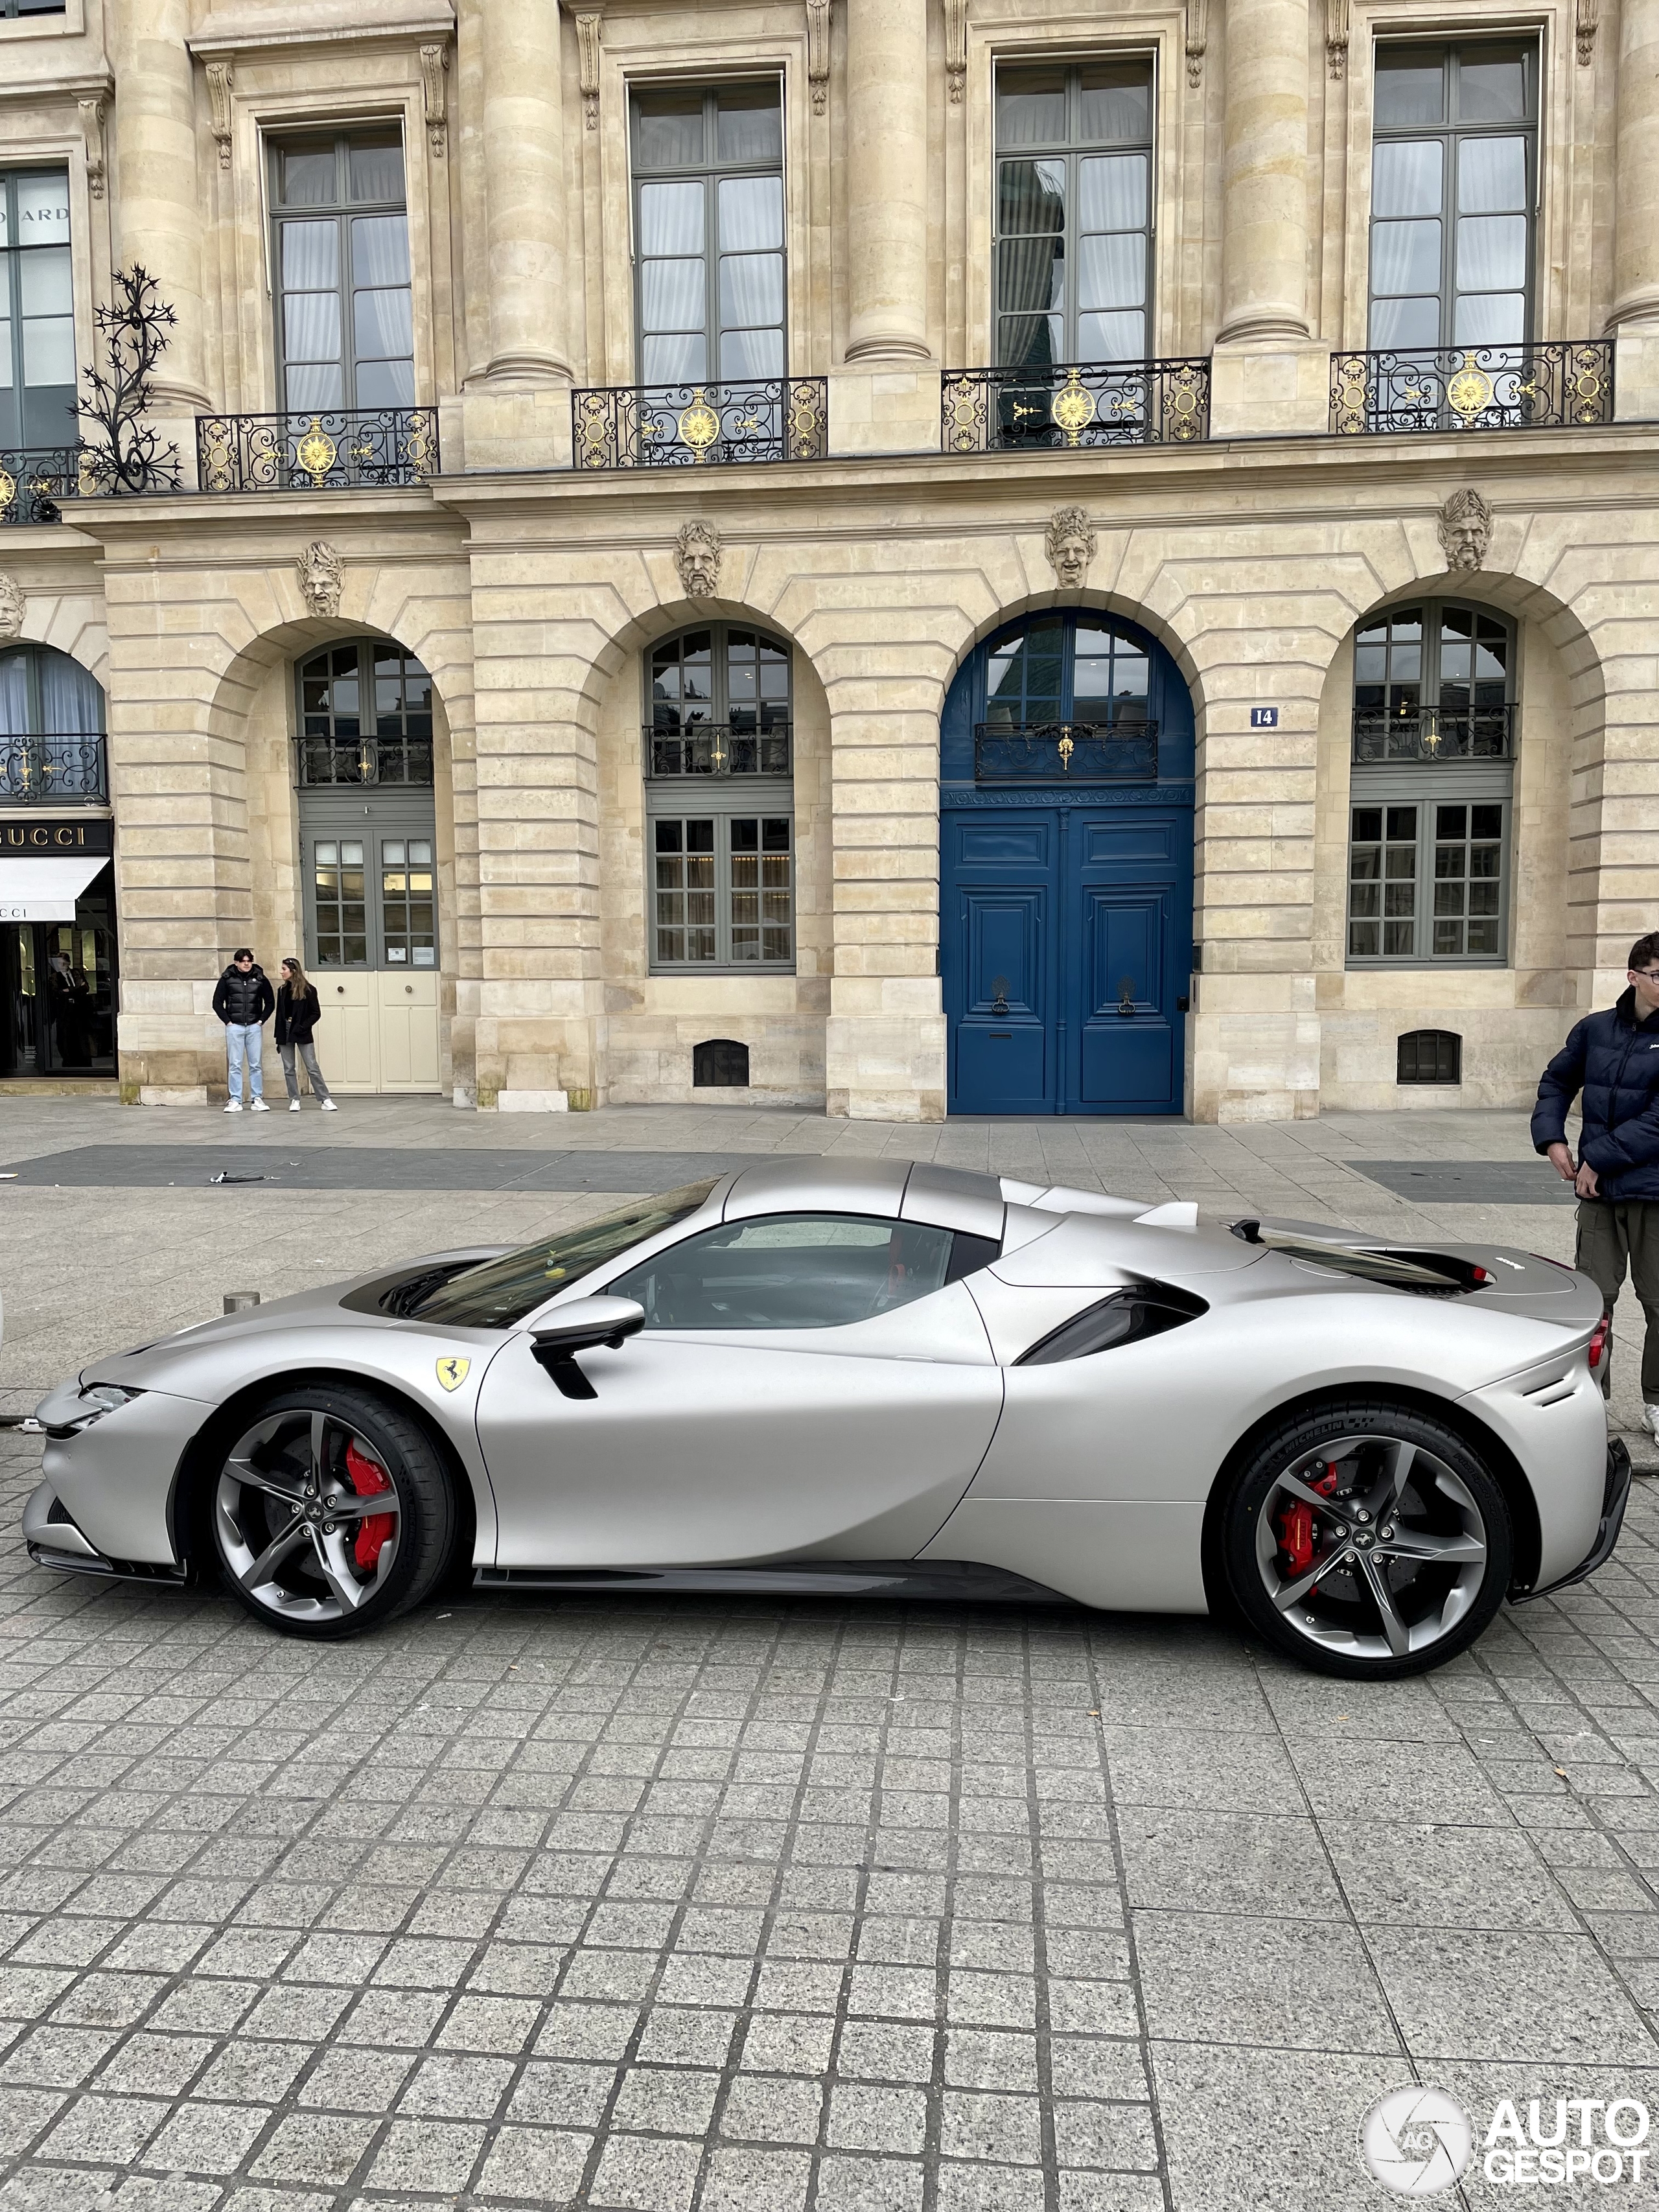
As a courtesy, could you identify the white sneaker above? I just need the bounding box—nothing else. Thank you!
[249,1099,270,1113]
[223,1100,242,1113]
[288,1099,301,1112]
[319,1099,338,1112]
[1646,1405,1659,1445]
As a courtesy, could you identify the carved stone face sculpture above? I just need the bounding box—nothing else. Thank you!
[298,539,344,618]
[0,572,22,644]
[1045,504,1096,589]
[674,520,723,601]
[1437,488,1492,574]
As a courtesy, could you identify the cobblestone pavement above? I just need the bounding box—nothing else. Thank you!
[2,1099,1658,2210]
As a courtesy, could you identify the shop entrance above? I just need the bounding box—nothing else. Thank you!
[1,866,119,1079]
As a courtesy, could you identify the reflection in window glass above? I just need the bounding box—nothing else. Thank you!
[631,82,784,390]
[271,134,413,413]
[0,167,73,448]
[995,61,1153,366]
[609,1214,960,1331]
[313,839,369,967]
[1367,44,1535,355]
[984,615,1150,728]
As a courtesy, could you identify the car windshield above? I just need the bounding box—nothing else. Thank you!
[411,1178,722,1330]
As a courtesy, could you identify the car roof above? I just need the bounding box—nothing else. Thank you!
[721,1157,1006,1240]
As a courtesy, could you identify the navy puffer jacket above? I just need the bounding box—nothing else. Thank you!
[1532,988,1659,1201]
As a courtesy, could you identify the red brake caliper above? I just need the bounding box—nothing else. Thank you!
[1277,1463,1340,1578]
[345,1439,395,1572]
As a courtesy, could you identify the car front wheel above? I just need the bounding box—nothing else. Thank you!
[1219,1398,1511,1679]
[205,1384,455,1639]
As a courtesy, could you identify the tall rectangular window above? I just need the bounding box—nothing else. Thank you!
[270,133,413,413]
[994,61,1153,367]
[1368,43,1536,355]
[630,82,784,388]
[0,168,72,448]
[653,815,793,968]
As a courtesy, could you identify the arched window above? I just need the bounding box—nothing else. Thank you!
[0,642,106,802]
[1346,601,1514,966]
[296,639,433,787]
[644,623,794,971]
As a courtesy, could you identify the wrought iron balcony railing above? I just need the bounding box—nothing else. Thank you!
[1352,705,1514,764]
[197,409,439,493]
[0,733,108,803]
[573,380,828,469]
[975,721,1159,784]
[944,361,1209,454]
[0,446,97,525]
[296,736,434,788]
[1330,343,1614,436]
[644,721,793,779]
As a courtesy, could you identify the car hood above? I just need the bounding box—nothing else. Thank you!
[73,1248,511,1386]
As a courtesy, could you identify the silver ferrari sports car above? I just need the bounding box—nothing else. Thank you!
[25,1156,1629,1679]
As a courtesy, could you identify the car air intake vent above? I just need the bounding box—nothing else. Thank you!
[1017,1282,1208,1366]
[1230,1221,1491,1293]
[380,1261,481,1318]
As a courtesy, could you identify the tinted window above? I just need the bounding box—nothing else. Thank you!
[609,1214,996,1331]
[413,1180,721,1329]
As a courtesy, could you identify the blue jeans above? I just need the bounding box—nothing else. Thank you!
[226,1023,264,1102]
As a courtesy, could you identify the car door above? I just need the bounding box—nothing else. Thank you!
[475,1211,1004,1568]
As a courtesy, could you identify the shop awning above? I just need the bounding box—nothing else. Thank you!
[0,856,108,924]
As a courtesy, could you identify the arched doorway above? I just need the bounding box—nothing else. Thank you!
[294,638,439,1093]
[940,611,1195,1115]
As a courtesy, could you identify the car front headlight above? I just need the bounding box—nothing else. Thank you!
[42,1384,143,1439]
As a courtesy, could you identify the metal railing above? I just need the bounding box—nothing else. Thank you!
[0,446,95,525]
[572,380,829,469]
[196,408,440,493]
[0,732,108,802]
[1330,342,1614,436]
[295,736,434,788]
[1352,705,1514,764]
[644,721,793,780]
[943,361,1209,453]
[975,721,1159,783]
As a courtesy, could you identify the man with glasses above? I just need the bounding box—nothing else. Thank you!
[1534,933,1659,1442]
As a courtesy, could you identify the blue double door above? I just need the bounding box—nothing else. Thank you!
[944,802,1192,1115]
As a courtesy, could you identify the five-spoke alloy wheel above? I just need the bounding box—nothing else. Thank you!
[1220,1399,1512,1678]
[205,1385,454,1639]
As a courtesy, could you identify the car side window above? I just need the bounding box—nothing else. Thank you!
[607,1213,993,1331]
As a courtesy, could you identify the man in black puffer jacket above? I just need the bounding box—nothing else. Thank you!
[211,946,275,1113]
[1533,930,1659,1437]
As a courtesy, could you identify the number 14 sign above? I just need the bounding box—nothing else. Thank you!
[1249,706,1279,728]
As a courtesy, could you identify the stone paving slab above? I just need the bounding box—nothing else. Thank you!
[1344,1160,1579,1206]
[0,1432,1656,2212]
[0,1147,757,1194]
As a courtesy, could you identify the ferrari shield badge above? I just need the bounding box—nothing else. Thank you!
[435,1356,471,1392]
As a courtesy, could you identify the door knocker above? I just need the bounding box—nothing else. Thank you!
[990,975,1010,1018]
[1117,975,1137,1017]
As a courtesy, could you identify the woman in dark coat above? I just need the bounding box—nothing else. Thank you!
[275,956,337,1111]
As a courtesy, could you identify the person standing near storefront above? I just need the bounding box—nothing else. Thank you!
[213,946,274,1113]
[1533,932,1659,1441]
[275,957,336,1113]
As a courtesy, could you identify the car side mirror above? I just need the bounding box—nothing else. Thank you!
[529,1296,645,1401]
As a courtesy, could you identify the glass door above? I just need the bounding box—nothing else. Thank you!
[0,887,117,1078]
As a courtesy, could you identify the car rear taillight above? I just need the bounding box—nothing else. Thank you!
[1589,1313,1612,1372]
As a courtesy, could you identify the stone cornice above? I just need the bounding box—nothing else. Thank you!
[0,69,113,106]
[189,3,454,61]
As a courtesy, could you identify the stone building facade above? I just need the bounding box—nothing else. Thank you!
[1,0,1657,1121]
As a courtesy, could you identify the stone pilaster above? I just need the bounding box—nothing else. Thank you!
[461,0,572,469]
[844,0,931,367]
[110,0,209,413]
[1209,0,1329,437]
[1610,0,1659,418]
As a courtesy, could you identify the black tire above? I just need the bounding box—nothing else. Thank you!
[1218,1397,1511,1679]
[202,1383,455,1640]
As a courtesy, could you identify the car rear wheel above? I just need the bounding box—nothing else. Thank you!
[1220,1398,1511,1679]
[205,1385,454,1639]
